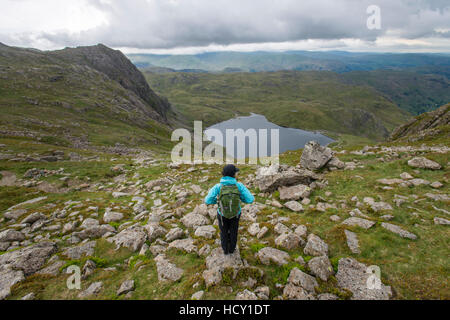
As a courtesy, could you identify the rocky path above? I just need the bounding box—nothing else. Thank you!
[0,140,448,300]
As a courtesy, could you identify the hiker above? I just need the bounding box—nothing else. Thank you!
[205,164,255,255]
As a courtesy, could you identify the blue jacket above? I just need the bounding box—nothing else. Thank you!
[204,176,255,216]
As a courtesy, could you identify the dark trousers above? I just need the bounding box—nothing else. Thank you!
[217,213,240,254]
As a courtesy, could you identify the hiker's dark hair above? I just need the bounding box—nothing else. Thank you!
[222,164,239,177]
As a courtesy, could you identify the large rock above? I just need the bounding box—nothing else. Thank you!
[0,242,57,276]
[0,266,25,300]
[434,217,450,225]
[370,201,393,212]
[303,234,328,257]
[255,247,290,266]
[283,284,316,300]
[103,210,124,223]
[3,209,28,220]
[63,241,96,260]
[344,230,360,254]
[37,259,65,276]
[342,217,376,230]
[165,227,185,241]
[73,224,115,240]
[203,268,223,288]
[78,281,103,299]
[307,256,334,281]
[407,157,441,170]
[0,229,25,242]
[327,156,345,170]
[145,223,167,242]
[278,184,311,201]
[154,254,183,282]
[284,201,304,212]
[168,238,197,254]
[380,223,417,240]
[336,258,392,300]
[300,141,333,171]
[80,218,99,229]
[22,212,46,224]
[181,212,210,229]
[194,225,217,239]
[287,267,318,293]
[275,232,303,250]
[205,247,244,271]
[107,225,147,252]
[255,165,319,192]
[117,280,135,296]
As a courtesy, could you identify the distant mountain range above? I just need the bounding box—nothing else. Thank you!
[128,51,450,76]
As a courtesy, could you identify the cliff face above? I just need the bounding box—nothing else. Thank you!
[50,44,170,120]
[390,104,449,142]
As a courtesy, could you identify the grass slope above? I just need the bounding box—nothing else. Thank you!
[145,70,412,142]
[0,45,173,152]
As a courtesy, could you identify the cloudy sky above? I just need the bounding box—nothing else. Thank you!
[0,0,449,54]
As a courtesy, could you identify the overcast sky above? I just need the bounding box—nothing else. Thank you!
[0,0,449,54]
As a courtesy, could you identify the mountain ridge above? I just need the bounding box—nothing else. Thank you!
[0,42,173,151]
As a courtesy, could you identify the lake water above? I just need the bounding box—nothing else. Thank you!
[204,113,334,159]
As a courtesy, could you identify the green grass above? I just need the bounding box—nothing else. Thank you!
[145,70,412,141]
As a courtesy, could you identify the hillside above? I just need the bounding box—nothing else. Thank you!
[341,71,450,115]
[390,104,449,143]
[0,43,173,152]
[144,70,413,142]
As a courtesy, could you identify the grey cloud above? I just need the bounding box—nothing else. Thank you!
[1,0,449,51]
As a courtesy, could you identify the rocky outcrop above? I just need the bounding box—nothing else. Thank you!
[303,234,328,257]
[0,266,25,300]
[390,104,449,142]
[381,223,417,240]
[254,165,320,192]
[154,254,184,282]
[300,141,334,170]
[278,184,311,201]
[51,44,171,120]
[407,157,442,170]
[255,247,290,266]
[336,258,392,300]
[0,242,57,276]
[203,248,244,287]
[107,224,147,252]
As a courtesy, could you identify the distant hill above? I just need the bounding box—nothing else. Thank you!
[341,70,450,115]
[0,43,173,150]
[390,103,449,143]
[134,51,450,115]
[144,70,414,141]
[128,51,450,75]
